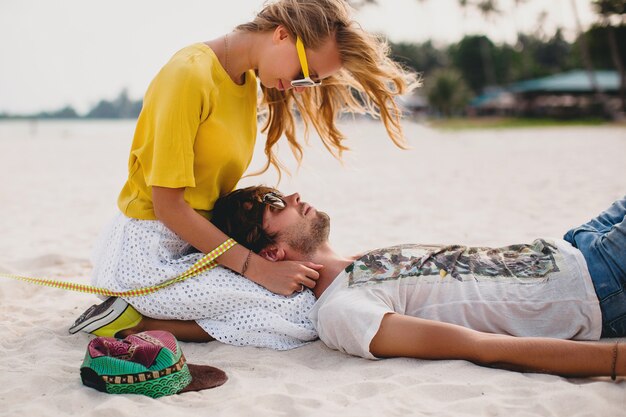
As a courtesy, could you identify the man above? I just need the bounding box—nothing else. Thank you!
[72,186,625,378]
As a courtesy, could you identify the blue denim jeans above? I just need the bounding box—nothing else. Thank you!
[564,195,626,337]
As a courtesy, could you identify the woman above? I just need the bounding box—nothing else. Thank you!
[70,0,419,350]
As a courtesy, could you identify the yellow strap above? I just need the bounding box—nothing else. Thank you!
[0,238,237,298]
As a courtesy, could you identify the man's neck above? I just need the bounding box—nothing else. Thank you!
[290,244,355,298]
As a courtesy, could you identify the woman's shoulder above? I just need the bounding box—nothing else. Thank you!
[170,42,217,62]
[158,43,224,85]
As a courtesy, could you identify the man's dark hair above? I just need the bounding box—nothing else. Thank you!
[211,185,279,253]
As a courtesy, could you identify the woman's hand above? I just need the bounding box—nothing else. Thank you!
[251,257,323,296]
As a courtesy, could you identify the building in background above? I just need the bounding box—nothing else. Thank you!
[467,70,620,119]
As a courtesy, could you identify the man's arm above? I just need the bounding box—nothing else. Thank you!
[369,313,622,378]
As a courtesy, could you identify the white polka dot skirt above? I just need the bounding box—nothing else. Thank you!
[90,212,318,350]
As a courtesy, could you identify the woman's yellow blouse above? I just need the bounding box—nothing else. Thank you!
[118,43,258,220]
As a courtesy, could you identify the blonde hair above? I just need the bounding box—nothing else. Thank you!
[236,0,420,178]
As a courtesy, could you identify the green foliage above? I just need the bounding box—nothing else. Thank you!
[387,29,585,96]
[390,41,449,74]
[514,30,579,79]
[429,116,610,130]
[425,68,472,116]
[582,24,626,69]
[37,106,80,119]
[448,35,497,93]
[0,89,142,120]
[0,105,80,119]
[592,0,626,15]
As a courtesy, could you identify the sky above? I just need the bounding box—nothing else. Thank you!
[0,0,596,114]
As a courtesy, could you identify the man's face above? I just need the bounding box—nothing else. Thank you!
[262,192,330,255]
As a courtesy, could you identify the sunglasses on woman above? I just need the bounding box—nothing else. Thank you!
[291,36,322,88]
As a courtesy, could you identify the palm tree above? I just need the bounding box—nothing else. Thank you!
[569,0,621,119]
[570,0,603,95]
[592,0,625,112]
[511,0,531,79]
[454,0,500,89]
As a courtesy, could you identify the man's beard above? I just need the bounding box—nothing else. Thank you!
[282,211,331,256]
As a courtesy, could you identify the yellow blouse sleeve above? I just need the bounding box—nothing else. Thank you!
[138,54,211,189]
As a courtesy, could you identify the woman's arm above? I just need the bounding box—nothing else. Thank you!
[370,313,623,378]
[152,186,322,295]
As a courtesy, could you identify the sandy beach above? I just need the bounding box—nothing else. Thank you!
[0,118,625,416]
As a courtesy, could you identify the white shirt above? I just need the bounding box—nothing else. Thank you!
[309,238,602,359]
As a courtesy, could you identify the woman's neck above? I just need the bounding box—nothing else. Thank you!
[205,31,259,85]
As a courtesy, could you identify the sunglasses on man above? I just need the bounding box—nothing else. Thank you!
[291,36,322,88]
[260,191,287,210]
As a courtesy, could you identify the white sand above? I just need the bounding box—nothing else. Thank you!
[0,119,625,416]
